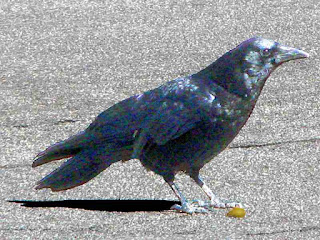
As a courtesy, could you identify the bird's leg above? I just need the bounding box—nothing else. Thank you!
[166,180,207,214]
[192,175,242,209]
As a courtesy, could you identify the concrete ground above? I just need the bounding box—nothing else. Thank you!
[0,0,319,239]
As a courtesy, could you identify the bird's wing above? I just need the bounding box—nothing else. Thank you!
[84,77,227,147]
[84,96,143,143]
[132,98,202,158]
[84,79,193,144]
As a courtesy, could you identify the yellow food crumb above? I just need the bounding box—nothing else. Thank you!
[226,207,246,218]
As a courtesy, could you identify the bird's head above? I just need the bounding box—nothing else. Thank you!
[201,37,309,100]
[240,37,309,74]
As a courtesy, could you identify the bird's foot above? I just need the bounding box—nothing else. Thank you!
[209,199,243,209]
[189,199,242,209]
[170,199,243,213]
[170,201,208,214]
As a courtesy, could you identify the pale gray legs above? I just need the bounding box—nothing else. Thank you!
[192,175,242,208]
[167,180,207,214]
[166,175,242,214]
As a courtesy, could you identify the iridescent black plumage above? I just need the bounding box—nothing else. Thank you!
[32,37,308,213]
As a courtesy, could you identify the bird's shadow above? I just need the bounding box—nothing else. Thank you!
[8,199,180,212]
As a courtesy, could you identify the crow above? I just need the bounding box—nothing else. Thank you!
[32,37,308,213]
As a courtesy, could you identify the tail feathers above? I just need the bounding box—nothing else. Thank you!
[35,145,132,191]
[32,132,87,168]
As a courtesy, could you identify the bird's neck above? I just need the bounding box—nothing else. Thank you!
[192,54,270,102]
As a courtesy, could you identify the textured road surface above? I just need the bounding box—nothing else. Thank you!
[1,0,319,239]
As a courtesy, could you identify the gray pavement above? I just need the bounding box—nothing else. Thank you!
[1,0,319,239]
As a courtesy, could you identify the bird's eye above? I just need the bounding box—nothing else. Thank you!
[261,48,271,56]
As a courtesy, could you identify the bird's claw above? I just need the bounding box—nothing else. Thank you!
[209,200,243,209]
[170,199,243,214]
[170,202,208,214]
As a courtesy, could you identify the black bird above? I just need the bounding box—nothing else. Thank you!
[32,37,308,213]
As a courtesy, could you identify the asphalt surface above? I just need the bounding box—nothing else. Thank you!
[0,0,319,239]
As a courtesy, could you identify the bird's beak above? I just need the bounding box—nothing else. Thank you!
[275,44,309,64]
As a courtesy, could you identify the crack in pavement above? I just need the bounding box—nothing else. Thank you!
[0,138,318,170]
[2,119,320,149]
[0,164,31,169]
[246,225,320,236]
[1,119,82,129]
[230,137,320,149]
[53,119,80,125]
